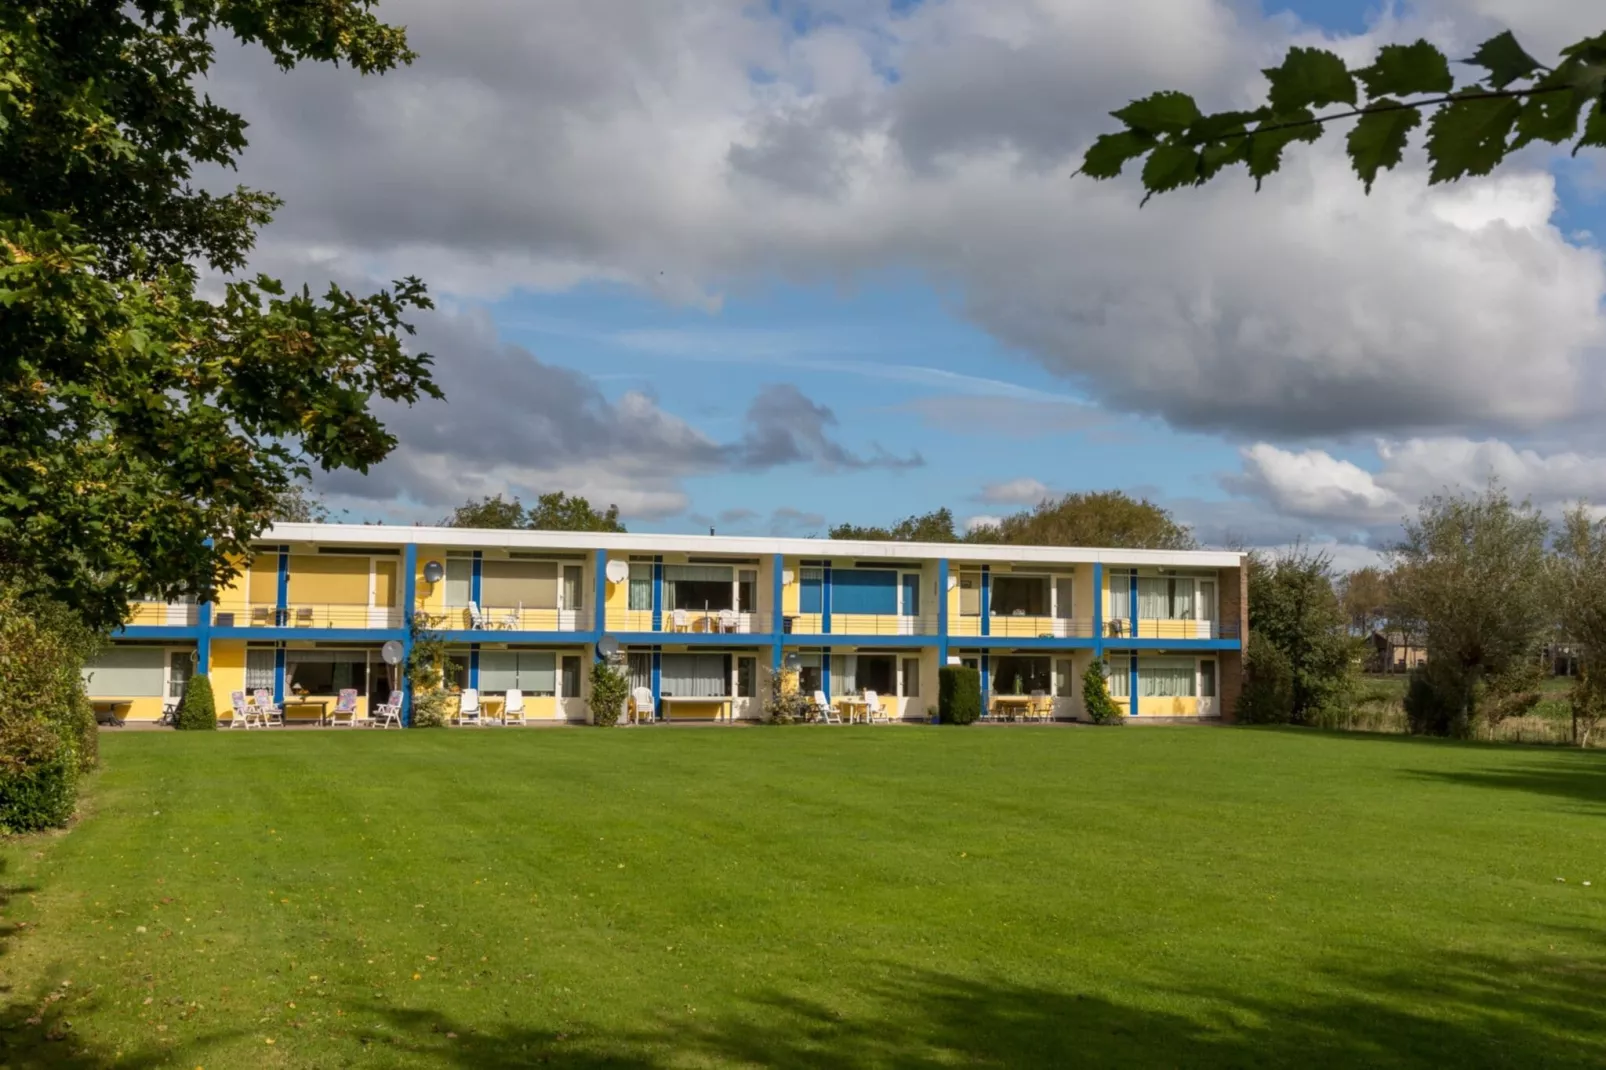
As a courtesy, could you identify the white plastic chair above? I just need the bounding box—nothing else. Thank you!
[252,689,284,727]
[503,689,526,726]
[717,609,737,633]
[456,688,482,726]
[229,691,260,729]
[497,605,520,631]
[814,690,841,724]
[469,602,488,630]
[671,609,689,633]
[330,688,359,727]
[630,686,655,724]
[865,690,890,723]
[373,690,403,729]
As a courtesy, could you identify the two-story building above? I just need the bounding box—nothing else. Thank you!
[85,525,1248,724]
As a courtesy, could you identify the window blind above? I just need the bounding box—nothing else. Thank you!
[81,647,165,697]
[481,560,558,609]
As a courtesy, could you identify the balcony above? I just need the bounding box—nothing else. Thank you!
[422,606,592,633]
[212,602,404,629]
[788,614,940,637]
[126,601,198,627]
[602,608,766,635]
[952,616,1096,639]
[1103,619,1241,641]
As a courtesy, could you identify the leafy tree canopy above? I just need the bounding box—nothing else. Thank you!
[830,508,959,543]
[1081,28,1606,200]
[443,493,626,533]
[1246,545,1354,723]
[1,1,439,629]
[1336,565,1396,637]
[835,494,1193,550]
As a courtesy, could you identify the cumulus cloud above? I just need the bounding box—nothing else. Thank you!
[200,0,1606,443]
[313,307,917,519]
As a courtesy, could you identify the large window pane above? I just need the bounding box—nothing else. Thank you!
[1055,658,1075,698]
[628,565,654,611]
[857,655,895,695]
[562,566,584,611]
[660,653,729,698]
[991,655,1051,695]
[831,654,857,696]
[1106,659,1130,697]
[666,564,733,612]
[482,561,558,609]
[797,654,822,696]
[1108,572,1132,619]
[246,648,276,692]
[82,647,165,697]
[1200,660,1217,698]
[738,570,758,613]
[959,572,981,616]
[445,557,472,608]
[1139,658,1196,698]
[287,649,369,695]
[627,653,652,693]
[991,576,1049,616]
[736,657,756,698]
[1055,577,1075,619]
[902,657,921,698]
[168,650,193,699]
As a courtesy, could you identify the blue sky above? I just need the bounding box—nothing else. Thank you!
[217,0,1606,560]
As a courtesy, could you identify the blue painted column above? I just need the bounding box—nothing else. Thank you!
[651,557,664,632]
[770,554,785,676]
[471,551,483,606]
[401,542,418,726]
[469,644,480,689]
[822,564,833,635]
[273,646,286,706]
[1129,654,1140,718]
[980,565,991,637]
[981,651,991,712]
[593,548,609,642]
[936,559,950,666]
[822,653,832,700]
[196,601,212,674]
[1129,572,1140,641]
[1092,562,1105,659]
[651,648,662,721]
[275,545,290,626]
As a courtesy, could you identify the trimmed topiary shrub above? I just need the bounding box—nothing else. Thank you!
[1082,659,1124,725]
[589,661,630,727]
[174,673,217,730]
[938,665,982,725]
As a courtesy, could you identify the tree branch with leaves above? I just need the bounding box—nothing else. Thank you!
[1080,29,1606,200]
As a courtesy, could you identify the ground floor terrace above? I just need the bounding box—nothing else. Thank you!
[85,636,1239,725]
[4,729,1604,1067]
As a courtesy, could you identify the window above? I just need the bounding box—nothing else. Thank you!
[991,575,1049,617]
[246,648,277,692]
[82,647,165,697]
[1138,577,1196,619]
[627,652,652,693]
[857,655,896,695]
[1199,581,1217,622]
[446,654,470,690]
[738,570,758,613]
[831,654,857,695]
[800,568,824,613]
[797,654,823,696]
[481,560,558,609]
[1108,571,1132,619]
[481,651,556,696]
[991,655,1051,695]
[959,572,981,616]
[902,574,921,618]
[1055,577,1075,620]
[445,557,472,608]
[660,653,729,698]
[628,565,654,611]
[562,656,583,699]
[562,565,584,611]
[168,651,192,699]
[665,564,733,612]
[1055,658,1075,698]
[287,649,369,696]
[736,657,756,698]
[1106,659,1130,698]
[833,570,897,615]
[902,657,921,698]
[1200,659,1217,699]
[1139,657,1196,698]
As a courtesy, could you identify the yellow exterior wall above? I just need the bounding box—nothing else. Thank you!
[246,555,278,605]
[209,641,247,720]
[414,546,449,616]
[288,555,370,603]
[1137,695,1200,716]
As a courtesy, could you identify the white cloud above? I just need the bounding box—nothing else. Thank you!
[965,514,1004,533]
[203,0,1606,442]
[977,478,1051,505]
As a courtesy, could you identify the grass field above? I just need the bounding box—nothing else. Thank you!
[3,727,1605,1068]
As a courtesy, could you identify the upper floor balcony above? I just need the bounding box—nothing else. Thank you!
[212,601,405,630]
[126,600,199,628]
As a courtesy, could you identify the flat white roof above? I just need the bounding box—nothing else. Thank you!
[262,523,1245,568]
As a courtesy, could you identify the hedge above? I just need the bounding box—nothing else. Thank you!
[938,665,982,725]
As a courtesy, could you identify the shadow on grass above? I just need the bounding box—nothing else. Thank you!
[1404,756,1606,813]
[344,943,1606,1069]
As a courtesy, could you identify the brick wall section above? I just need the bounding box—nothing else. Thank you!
[1217,562,1250,723]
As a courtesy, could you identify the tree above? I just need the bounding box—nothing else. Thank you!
[986,492,1196,550]
[1337,566,1394,638]
[271,481,330,523]
[1081,660,1124,725]
[1550,504,1606,746]
[1081,29,1606,201]
[174,674,217,730]
[1,1,439,630]
[1245,546,1354,723]
[830,508,959,542]
[1391,485,1550,737]
[442,492,626,532]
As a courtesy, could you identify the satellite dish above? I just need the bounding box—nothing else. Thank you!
[596,635,620,660]
[783,652,801,670]
[422,560,445,584]
[604,559,630,585]
[381,640,405,665]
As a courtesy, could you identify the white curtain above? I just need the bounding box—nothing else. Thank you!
[1106,660,1130,697]
[1139,659,1196,697]
[628,565,653,611]
[660,653,727,697]
[1107,572,1131,618]
[1137,578,1167,619]
[831,654,857,696]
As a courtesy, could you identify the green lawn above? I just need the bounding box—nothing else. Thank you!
[3,727,1605,1068]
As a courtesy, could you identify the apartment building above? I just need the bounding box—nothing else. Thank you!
[85,524,1248,724]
